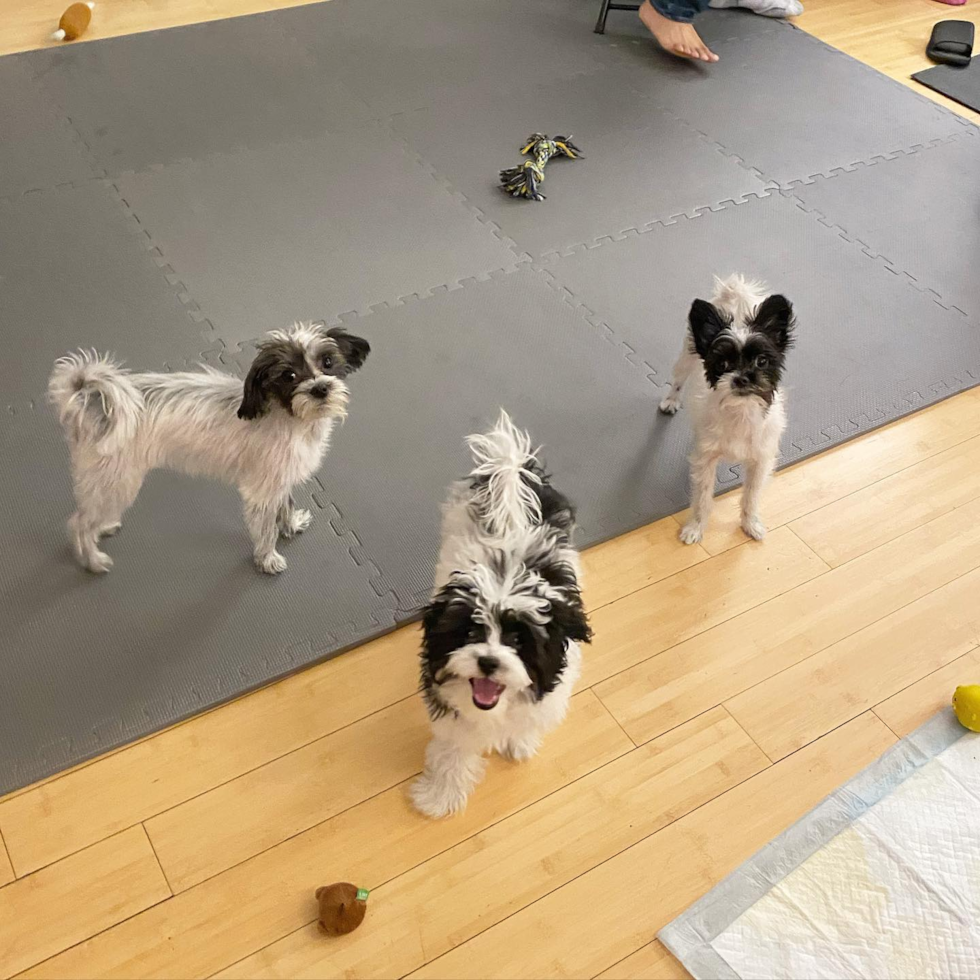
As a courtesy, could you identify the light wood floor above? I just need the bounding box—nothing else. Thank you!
[2,1,979,977]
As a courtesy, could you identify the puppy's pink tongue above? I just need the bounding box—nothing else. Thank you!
[470,677,504,708]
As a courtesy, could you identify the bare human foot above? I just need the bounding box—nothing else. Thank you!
[638,0,719,62]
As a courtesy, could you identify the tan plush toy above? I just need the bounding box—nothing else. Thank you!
[52,2,94,41]
[315,882,369,936]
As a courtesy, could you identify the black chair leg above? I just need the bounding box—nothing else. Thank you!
[594,1,643,36]
[594,0,613,34]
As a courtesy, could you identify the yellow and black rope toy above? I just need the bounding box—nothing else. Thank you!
[499,133,583,202]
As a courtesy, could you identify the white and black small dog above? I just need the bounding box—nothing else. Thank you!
[411,411,592,819]
[659,275,795,545]
[48,322,369,574]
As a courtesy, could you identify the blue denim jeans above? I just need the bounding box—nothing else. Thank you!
[649,0,711,23]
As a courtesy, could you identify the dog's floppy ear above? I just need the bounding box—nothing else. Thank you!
[238,350,275,420]
[325,328,370,375]
[421,583,471,644]
[751,295,795,352]
[420,582,475,679]
[688,300,729,359]
[549,593,592,646]
[530,593,591,699]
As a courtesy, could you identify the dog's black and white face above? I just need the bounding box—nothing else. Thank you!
[421,558,591,719]
[238,323,370,422]
[689,294,795,407]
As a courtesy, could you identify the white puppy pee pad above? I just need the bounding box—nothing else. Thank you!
[660,711,980,979]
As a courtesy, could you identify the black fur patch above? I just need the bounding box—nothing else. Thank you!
[688,299,733,361]
[512,578,591,700]
[325,327,371,375]
[238,338,312,420]
[419,583,479,719]
[749,294,795,353]
[237,327,370,420]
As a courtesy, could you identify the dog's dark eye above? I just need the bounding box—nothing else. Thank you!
[281,369,296,383]
[321,354,333,370]
[466,627,482,643]
[756,355,768,368]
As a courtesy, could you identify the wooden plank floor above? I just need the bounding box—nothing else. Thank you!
[3,1,979,977]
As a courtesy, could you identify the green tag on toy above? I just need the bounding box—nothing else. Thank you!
[356,888,369,902]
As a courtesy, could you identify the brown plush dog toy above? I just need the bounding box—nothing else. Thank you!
[316,882,369,935]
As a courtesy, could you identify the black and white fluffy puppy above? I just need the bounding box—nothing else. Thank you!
[659,275,795,545]
[48,322,369,575]
[411,411,592,819]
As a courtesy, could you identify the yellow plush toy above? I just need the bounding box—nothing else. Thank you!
[952,685,980,732]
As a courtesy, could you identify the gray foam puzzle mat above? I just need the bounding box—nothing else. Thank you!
[612,25,971,187]
[2,180,210,406]
[280,266,694,610]
[112,125,521,343]
[0,408,397,786]
[914,57,980,115]
[539,191,980,476]
[0,0,978,793]
[786,136,980,320]
[203,266,694,613]
[388,66,768,259]
[31,14,378,178]
[0,56,99,198]
[271,0,615,116]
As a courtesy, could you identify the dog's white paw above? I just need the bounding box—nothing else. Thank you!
[410,774,468,819]
[679,521,704,545]
[741,515,767,541]
[659,392,682,415]
[280,508,312,538]
[501,735,541,762]
[99,522,122,538]
[256,551,288,575]
[84,550,114,574]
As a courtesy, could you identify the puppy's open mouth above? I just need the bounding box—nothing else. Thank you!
[470,677,505,710]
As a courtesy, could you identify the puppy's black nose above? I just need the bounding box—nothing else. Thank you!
[477,655,499,677]
[310,381,330,399]
[732,374,748,389]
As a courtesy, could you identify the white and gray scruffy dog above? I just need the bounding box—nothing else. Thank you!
[411,411,592,819]
[48,322,369,575]
[659,274,796,545]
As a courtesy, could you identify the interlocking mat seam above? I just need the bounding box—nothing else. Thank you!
[118,135,530,330]
[111,180,222,345]
[53,84,226,347]
[534,183,979,473]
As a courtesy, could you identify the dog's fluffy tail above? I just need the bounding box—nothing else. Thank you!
[712,273,769,322]
[48,350,143,453]
[466,409,544,537]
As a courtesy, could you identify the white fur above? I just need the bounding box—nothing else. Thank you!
[410,642,580,818]
[47,324,350,574]
[660,275,788,544]
[465,411,543,537]
[412,411,584,819]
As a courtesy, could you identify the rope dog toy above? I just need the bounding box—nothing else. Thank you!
[499,133,583,202]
